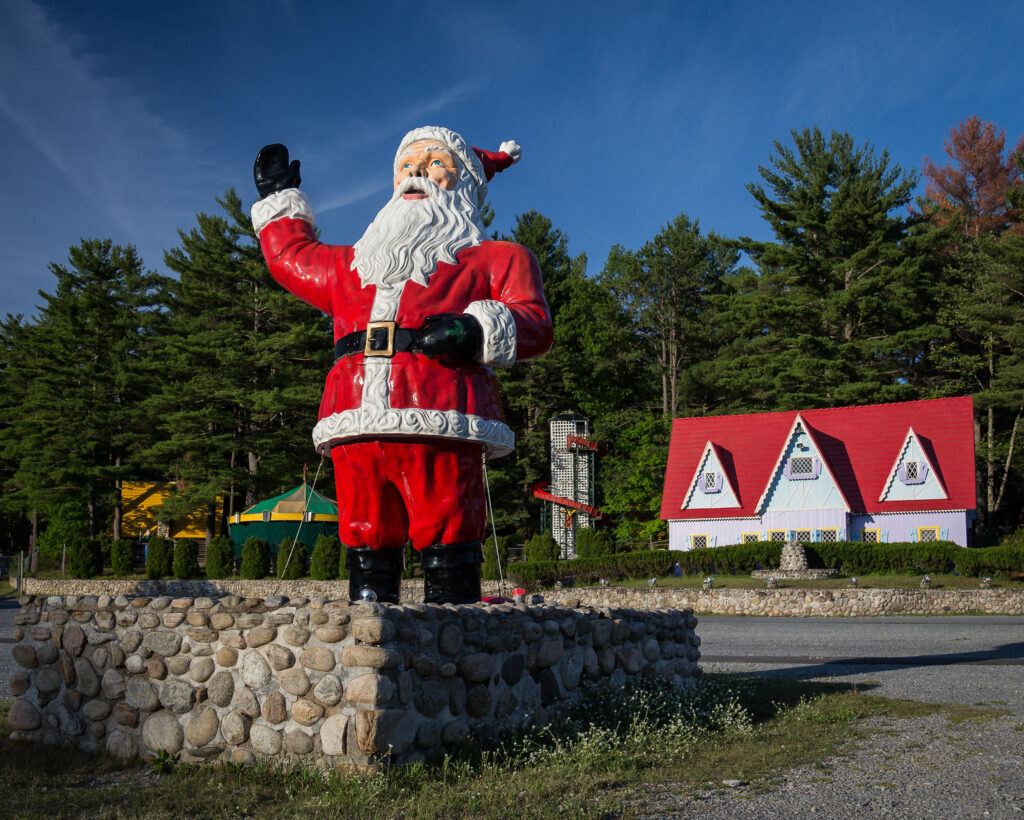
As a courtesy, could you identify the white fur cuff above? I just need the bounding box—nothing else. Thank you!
[465,300,517,367]
[251,188,315,234]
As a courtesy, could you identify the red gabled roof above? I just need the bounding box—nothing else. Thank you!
[660,397,976,520]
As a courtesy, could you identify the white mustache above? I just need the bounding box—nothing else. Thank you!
[394,175,442,198]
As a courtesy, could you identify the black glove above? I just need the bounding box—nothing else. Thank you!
[254,143,301,199]
[417,314,483,361]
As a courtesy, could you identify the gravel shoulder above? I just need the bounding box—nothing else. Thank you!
[625,616,1024,818]
[628,710,1024,819]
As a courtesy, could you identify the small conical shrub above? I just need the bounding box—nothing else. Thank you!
[278,538,307,579]
[205,536,235,579]
[146,535,173,579]
[173,539,201,579]
[68,536,102,579]
[240,537,271,579]
[310,534,341,580]
[111,538,136,577]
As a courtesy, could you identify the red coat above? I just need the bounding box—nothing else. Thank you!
[255,190,552,457]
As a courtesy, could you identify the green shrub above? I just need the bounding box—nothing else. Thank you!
[173,540,201,579]
[240,537,271,579]
[403,542,418,579]
[482,534,509,581]
[36,501,89,561]
[146,535,173,579]
[204,536,235,579]
[310,535,341,580]
[111,539,136,577]
[574,528,615,559]
[524,533,559,563]
[67,536,102,579]
[278,538,307,579]
[502,540,1024,590]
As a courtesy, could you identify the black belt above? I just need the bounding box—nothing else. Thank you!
[335,321,422,359]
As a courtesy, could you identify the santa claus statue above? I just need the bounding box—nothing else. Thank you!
[251,126,552,605]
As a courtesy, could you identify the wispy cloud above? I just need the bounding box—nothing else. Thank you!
[0,0,201,237]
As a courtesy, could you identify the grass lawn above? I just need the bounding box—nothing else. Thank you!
[0,675,995,820]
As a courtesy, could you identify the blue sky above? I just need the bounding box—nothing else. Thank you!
[2,0,1022,320]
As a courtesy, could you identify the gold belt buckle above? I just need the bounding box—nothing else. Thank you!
[364,321,397,357]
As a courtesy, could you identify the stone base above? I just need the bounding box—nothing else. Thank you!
[7,593,702,768]
[751,569,840,580]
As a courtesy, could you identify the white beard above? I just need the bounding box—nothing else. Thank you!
[352,176,486,289]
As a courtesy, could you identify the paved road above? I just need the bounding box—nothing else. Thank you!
[697,614,1024,713]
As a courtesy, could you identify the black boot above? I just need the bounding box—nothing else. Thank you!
[422,543,483,605]
[345,547,404,604]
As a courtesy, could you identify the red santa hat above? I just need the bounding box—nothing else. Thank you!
[395,126,521,207]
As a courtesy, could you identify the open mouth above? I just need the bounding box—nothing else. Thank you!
[402,184,430,201]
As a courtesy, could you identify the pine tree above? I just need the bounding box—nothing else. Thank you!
[489,211,587,541]
[732,127,934,407]
[0,241,165,541]
[145,191,333,540]
[599,213,737,419]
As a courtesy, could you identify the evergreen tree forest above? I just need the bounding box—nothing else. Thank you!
[2,117,1023,559]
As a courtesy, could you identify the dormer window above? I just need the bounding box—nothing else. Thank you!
[897,459,928,485]
[789,456,813,475]
[783,455,821,480]
[698,471,722,494]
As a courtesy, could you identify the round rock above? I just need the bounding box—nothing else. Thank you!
[190,657,215,683]
[185,707,220,747]
[142,710,183,754]
[250,725,282,756]
[221,710,250,746]
[312,674,343,706]
[298,647,335,672]
[285,730,314,755]
[126,678,160,711]
[239,651,272,689]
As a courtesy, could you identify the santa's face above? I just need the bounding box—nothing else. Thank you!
[394,140,459,194]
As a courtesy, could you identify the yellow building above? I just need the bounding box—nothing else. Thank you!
[120,482,223,539]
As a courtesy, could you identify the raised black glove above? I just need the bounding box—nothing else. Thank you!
[417,314,483,361]
[254,143,301,199]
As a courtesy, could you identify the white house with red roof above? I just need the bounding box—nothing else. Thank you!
[659,397,977,549]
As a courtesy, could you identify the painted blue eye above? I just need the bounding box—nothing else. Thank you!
[430,159,444,167]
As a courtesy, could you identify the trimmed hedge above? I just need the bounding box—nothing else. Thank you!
[145,536,173,580]
[205,537,234,579]
[506,540,1024,589]
[110,539,135,577]
[804,541,1024,576]
[240,537,271,580]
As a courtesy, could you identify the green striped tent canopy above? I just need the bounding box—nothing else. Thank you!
[228,483,338,553]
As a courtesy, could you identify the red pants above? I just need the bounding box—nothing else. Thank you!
[330,438,487,551]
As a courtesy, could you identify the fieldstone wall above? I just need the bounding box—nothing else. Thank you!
[566,587,1024,616]
[7,594,701,768]
[16,578,1024,616]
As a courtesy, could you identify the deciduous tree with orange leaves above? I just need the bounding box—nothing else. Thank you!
[922,116,1024,239]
